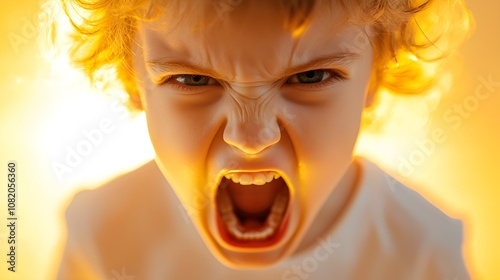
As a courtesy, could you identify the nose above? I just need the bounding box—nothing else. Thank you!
[223,118,281,155]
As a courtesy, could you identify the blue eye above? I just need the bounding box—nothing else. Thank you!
[295,70,325,83]
[287,70,345,85]
[175,75,217,86]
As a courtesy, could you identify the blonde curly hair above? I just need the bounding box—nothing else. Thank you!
[58,0,473,115]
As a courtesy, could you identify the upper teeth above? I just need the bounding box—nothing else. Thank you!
[224,171,281,185]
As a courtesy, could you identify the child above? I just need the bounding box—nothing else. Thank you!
[55,0,472,279]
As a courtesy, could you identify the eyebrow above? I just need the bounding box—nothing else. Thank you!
[146,52,360,82]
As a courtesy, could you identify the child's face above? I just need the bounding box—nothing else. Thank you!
[132,0,374,267]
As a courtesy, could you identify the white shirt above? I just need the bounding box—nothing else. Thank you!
[57,158,469,279]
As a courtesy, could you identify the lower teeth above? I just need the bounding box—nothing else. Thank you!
[217,187,288,241]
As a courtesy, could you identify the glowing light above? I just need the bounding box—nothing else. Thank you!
[2,0,492,279]
[32,0,155,187]
[408,53,418,62]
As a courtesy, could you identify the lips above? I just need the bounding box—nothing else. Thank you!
[215,171,290,247]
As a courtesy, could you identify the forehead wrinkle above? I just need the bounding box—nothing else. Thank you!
[289,52,360,74]
[287,36,302,71]
[141,0,363,80]
[143,21,363,85]
[225,81,279,101]
[146,49,360,86]
[226,62,282,85]
[146,59,215,77]
[201,42,287,85]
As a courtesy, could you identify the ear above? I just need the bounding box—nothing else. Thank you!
[128,89,144,111]
[126,34,146,111]
[119,71,144,111]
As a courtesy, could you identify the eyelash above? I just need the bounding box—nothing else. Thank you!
[286,70,347,90]
[158,69,347,92]
[158,75,219,92]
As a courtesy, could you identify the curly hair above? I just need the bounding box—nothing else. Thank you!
[57,0,473,115]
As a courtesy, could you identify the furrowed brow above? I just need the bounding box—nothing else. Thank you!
[146,59,224,80]
[146,52,360,82]
[282,52,360,77]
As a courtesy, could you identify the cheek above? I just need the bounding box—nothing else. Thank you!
[291,90,365,157]
[142,93,225,209]
[144,93,221,161]
[286,57,373,163]
[285,83,368,201]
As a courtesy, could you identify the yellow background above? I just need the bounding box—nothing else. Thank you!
[0,0,498,279]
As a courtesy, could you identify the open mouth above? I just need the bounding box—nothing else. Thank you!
[215,171,290,247]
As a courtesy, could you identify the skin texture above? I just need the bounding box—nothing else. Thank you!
[131,0,374,268]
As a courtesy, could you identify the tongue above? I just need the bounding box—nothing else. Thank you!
[226,179,283,215]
